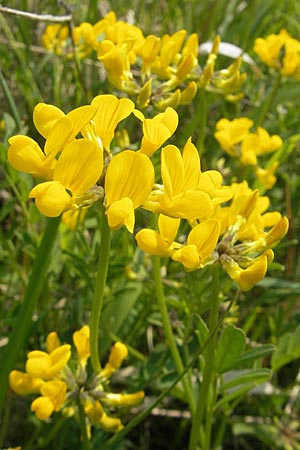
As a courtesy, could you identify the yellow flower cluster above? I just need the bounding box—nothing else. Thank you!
[8,95,168,232]
[214,117,282,189]
[41,11,246,108]
[135,139,288,291]
[254,29,300,79]
[9,326,144,432]
[7,93,288,291]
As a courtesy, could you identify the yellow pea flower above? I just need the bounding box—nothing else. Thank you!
[135,214,181,257]
[105,150,154,232]
[172,219,220,270]
[41,24,69,55]
[102,391,145,407]
[155,142,213,220]
[8,104,97,181]
[134,107,178,156]
[31,380,67,420]
[254,29,300,79]
[99,342,128,379]
[9,371,43,396]
[26,345,71,379]
[220,251,271,292]
[214,117,253,155]
[29,139,103,217]
[85,400,123,432]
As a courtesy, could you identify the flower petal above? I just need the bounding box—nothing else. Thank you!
[54,139,103,195]
[29,181,73,217]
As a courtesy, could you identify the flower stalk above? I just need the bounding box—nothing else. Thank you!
[188,263,220,450]
[90,206,111,373]
[152,253,196,414]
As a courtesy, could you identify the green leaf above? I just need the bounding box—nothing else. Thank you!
[220,368,272,391]
[234,344,276,367]
[271,323,300,371]
[215,324,246,373]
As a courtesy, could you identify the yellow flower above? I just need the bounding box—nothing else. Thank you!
[41,24,69,55]
[85,400,123,432]
[9,371,44,396]
[135,214,181,257]
[29,139,103,217]
[220,251,271,292]
[99,342,128,379]
[8,103,97,180]
[172,219,220,270]
[73,325,90,364]
[254,29,300,79]
[146,138,230,220]
[134,107,178,156]
[31,380,67,420]
[26,345,71,379]
[214,117,253,155]
[105,150,154,232]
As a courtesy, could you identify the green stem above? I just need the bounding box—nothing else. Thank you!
[90,207,111,373]
[188,264,220,450]
[256,72,282,127]
[77,397,90,450]
[0,216,61,413]
[152,254,196,414]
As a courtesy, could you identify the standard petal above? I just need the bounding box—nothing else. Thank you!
[105,150,154,208]
[188,219,220,261]
[161,145,184,197]
[182,137,201,189]
[54,139,103,195]
[91,95,134,150]
[33,103,65,139]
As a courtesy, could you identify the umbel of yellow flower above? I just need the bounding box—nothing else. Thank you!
[137,180,288,291]
[144,138,232,220]
[254,29,300,79]
[9,327,144,432]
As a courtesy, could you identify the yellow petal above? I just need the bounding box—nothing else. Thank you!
[48,344,71,377]
[54,139,103,195]
[172,244,200,270]
[46,332,60,353]
[33,103,65,139]
[161,145,185,197]
[26,350,52,378]
[40,380,67,411]
[66,104,97,138]
[158,214,180,242]
[105,150,154,208]
[106,197,135,232]
[8,135,51,179]
[29,181,73,217]
[73,326,90,363]
[31,396,54,420]
[44,116,74,156]
[182,137,201,189]
[135,228,175,257]
[188,219,220,259]
[9,370,43,395]
[91,95,134,150]
[161,191,213,220]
